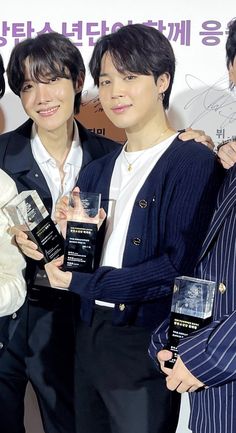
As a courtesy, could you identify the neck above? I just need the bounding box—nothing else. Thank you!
[125,111,175,152]
[36,118,74,163]
[126,124,175,152]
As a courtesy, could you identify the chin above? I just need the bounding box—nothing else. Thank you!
[108,119,131,130]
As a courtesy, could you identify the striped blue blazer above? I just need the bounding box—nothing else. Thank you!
[177,165,236,433]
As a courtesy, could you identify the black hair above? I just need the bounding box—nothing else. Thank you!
[226,18,236,68]
[7,32,85,113]
[0,54,5,99]
[89,23,175,109]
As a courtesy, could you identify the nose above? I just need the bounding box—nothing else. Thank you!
[111,79,124,99]
[36,82,52,104]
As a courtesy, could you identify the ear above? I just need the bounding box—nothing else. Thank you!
[157,72,170,94]
[75,71,85,94]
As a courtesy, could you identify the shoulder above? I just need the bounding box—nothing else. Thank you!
[75,119,121,156]
[0,170,17,207]
[0,119,32,141]
[82,146,121,175]
[0,119,32,152]
[171,136,216,163]
[78,147,122,190]
[167,137,222,176]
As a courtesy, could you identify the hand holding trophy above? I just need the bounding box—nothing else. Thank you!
[164,275,216,368]
[4,190,64,262]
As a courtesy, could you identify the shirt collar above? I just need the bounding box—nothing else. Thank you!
[30,121,81,166]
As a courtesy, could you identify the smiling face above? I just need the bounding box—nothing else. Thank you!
[98,52,169,134]
[20,58,81,135]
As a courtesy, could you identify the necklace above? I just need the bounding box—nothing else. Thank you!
[123,146,145,172]
[123,127,170,171]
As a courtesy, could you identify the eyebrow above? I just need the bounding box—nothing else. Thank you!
[99,73,109,77]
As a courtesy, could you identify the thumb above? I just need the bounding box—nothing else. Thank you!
[157,349,173,362]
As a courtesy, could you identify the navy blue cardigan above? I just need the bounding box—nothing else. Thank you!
[71,136,224,329]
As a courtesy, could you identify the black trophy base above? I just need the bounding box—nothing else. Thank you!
[164,312,211,368]
[64,221,97,272]
[31,215,64,262]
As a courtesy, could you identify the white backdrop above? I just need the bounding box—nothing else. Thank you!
[0,1,235,432]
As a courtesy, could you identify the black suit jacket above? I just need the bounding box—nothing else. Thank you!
[0,118,120,353]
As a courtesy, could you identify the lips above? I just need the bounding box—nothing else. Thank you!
[37,106,59,116]
[111,104,132,114]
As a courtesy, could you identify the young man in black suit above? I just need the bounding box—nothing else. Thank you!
[0,32,119,433]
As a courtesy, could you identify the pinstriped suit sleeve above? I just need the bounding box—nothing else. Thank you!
[178,311,236,387]
[148,318,169,364]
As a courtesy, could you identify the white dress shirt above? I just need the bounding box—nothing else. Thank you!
[31,121,83,217]
[31,122,82,289]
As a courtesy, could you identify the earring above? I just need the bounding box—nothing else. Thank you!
[229,81,235,91]
[159,92,165,102]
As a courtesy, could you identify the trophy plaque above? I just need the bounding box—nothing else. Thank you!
[4,190,64,262]
[63,191,101,272]
[164,275,216,368]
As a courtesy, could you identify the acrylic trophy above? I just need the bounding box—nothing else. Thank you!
[63,191,101,272]
[164,275,216,368]
[4,190,64,262]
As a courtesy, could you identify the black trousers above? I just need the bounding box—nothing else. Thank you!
[0,289,76,433]
[75,306,181,433]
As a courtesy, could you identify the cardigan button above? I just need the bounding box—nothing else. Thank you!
[132,237,141,246]
[119,304,126,311]
[218,282,226,294]
[138,199,148,208]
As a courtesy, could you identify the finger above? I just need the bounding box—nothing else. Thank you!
[175,382,192,394]
[157,349,173,362]
[99,208,106,220]
[15,236,43,260]
[218,153,235,168]
[179,129,205,141]
[16,236,38,249]
[166,375,182,391]
[218,146,236,168]
[55,200,69,214]
[10,227,28,238]
[47,255,64,267]
[160,364,174,377]
[23,248,44,260]
[188,385,200,393]
[193,135,214,148]
[54,209,68,223]
[55,196,69,210]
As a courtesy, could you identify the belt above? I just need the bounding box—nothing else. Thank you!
[28,285,73,309]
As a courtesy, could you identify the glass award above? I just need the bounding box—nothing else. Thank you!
[63,191,101,272]
[164,275,216,368]
[4,190,64,262]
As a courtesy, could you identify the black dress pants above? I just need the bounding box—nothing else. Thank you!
[75,306,180,433]
[0,289,76,433]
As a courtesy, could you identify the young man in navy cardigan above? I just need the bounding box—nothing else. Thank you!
[46,24,224,433]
